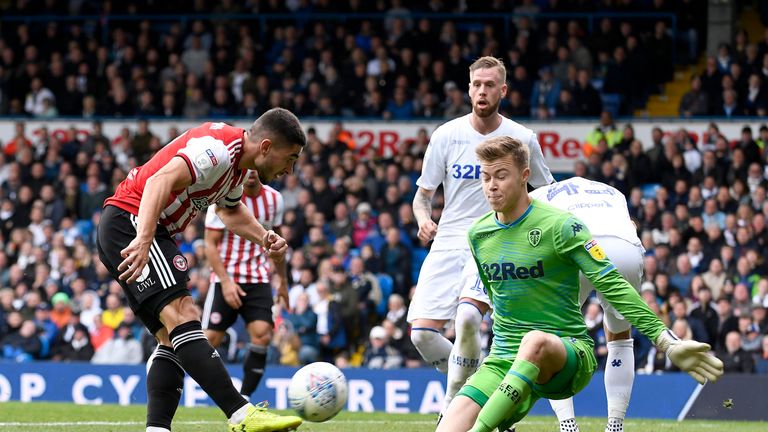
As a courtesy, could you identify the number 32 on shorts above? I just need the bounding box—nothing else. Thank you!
[451,164,481,179]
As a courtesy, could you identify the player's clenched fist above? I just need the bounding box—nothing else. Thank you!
[418,219,438,242]
[263,230,288,261]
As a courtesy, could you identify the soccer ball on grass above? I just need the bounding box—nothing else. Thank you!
[287,362,348,422]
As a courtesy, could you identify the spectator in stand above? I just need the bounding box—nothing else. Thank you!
[716,297,740,351]
[49,292,72,329]
[285,293,319,365]
[89,313,114,352]
[314,280,346,362]
[100,294,125,330]
[1,318,41,361]
[720,330,755,373]
[378,227,411,296]
[679,76,709,118]
[755,335,768,374]
[91,322,143,364]
[54,322,94,362]
[363,325,403,369]
[573,69,603,117]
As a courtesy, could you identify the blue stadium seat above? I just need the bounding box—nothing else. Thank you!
[600,93,623,117]
[362,235,387,254]
[411,248,429,284]
[376,273,394,316]
[38,336,50,359]
[642,183,662,200]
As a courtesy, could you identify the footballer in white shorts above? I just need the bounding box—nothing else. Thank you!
[407,249,489,323]
[530,176,643,432]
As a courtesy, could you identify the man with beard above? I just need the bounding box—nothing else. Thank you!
[408,56,554,425]
[97,109,304,432]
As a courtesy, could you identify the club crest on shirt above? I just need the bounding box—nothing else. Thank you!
[584,239,606,260]
[528,228,541,247]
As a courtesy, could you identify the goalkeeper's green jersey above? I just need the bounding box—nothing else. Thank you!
[468,199,667,358]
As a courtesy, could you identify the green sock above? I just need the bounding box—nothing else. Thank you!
[469,359,540,432]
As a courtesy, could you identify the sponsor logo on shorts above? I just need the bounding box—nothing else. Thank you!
[135,265,151,283]
[135,265,155,292]
[173,255,188,271]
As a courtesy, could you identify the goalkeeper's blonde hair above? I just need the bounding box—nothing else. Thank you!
[475,136,529,172]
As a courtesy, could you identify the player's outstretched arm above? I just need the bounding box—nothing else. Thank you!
[655,329,724,384]
[215,202,269,246]
[215,203,288,263]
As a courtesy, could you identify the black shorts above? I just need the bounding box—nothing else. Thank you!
[96,205,191,335]
[201,282,274,331]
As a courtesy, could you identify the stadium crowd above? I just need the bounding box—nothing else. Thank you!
[0,0,703,121]
[0,115,767,375]
[0,0,767,376]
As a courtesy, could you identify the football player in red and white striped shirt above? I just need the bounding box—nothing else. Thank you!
[96,108,305,432]
[203,171,285,400]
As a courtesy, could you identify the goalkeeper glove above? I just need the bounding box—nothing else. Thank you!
[655,329,724,385]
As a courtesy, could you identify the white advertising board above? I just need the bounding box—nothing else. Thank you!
[0,119,763,173]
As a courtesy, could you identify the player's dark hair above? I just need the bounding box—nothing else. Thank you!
[250,108,307,148]
[476,136,529,171]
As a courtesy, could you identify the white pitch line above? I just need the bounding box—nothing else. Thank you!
[677,382,705,421]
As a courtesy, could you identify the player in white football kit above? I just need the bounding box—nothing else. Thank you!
[409,56,554,417]
[530,177,644,432]
[203,171,285,401]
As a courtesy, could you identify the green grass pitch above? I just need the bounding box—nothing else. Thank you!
[0,402,765,431]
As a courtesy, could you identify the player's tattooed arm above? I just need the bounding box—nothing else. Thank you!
[413,187,438,243]
[412,187,435,226]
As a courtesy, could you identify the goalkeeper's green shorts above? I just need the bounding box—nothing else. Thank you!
[456,336,597,428]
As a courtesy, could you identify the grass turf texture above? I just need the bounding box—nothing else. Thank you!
[0,402,765,431]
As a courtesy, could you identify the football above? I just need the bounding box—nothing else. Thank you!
[287,362,348,422]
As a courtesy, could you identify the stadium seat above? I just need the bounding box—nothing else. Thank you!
[411,248,429,284]
[600,93,623,118]
[38,336,50,359]
[642,183,662,200]
[376,274,394,316]
[362,235,387,254]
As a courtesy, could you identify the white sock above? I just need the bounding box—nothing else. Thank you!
[605,416,624,432]
[549,397,575,422]
[410,327,452,373]
[228,403,253,424]
[444,303,483,412]
[605,339,635,420]
[558,417,580,432]
[146,427,170,432]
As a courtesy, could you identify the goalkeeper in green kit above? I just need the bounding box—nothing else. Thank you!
[435,136,724,432]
